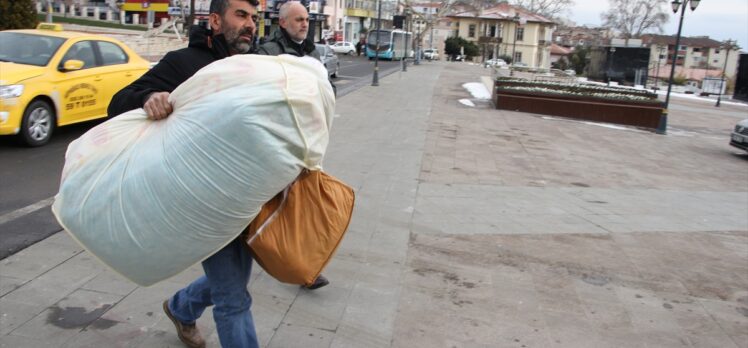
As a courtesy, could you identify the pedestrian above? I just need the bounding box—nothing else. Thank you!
[255,0,332,290]
[255,1,319,59]
[107,1,262,347]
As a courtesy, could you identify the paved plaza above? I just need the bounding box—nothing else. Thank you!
[1,61,746,347]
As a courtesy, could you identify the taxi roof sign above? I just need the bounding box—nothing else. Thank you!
[37,23,64,31]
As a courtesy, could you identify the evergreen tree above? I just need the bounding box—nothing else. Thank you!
[0,0,39,31]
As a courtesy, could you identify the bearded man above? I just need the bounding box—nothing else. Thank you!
[107,1,263,347]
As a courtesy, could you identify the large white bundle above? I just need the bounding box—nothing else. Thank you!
[52,55,334,286]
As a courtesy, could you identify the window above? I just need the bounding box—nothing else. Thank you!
[61,41,97,69]
[692,47,701,52]
[490,25,496,37]
[514,51,522,63]
[468,24,476,38]
[679,45,687,50]
[98,41,128,65]
[715,48,721,54]
[516,28,524,41]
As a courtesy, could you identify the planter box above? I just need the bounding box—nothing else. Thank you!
[494,89,664,130]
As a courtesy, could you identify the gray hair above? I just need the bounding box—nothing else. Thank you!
[209,0,259,15]
[279,1,305,19]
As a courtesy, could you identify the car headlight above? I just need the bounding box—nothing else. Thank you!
[0,85,24,99]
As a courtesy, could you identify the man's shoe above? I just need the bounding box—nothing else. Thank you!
[162,300,206,348]
[305,274,330,290]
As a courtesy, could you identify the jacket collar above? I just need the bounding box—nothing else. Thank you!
[187,25,232,59]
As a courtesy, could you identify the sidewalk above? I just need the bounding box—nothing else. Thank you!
[1,61,747,347]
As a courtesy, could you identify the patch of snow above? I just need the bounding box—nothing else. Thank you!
[541,116,648,133]
[459,99,476,107]
[654,90,748,107]
[462,82,491,100]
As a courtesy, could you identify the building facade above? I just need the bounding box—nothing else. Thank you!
[641,35,740,85]
[446,2,554,68]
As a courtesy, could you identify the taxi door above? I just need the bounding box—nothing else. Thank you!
[53,40,106,125]
[93,40,147,118]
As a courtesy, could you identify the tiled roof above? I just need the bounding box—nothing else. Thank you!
[641,34,722,48]
[447,2,554,24]
[550,43,571,55]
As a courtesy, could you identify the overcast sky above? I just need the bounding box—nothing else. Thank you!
[565,0,748,50]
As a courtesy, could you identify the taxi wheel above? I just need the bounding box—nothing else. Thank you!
[20,100,55,147]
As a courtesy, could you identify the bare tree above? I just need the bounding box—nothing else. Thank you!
[601,0,669,39]
[511,0,575,19]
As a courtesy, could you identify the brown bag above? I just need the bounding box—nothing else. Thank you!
[245,170,355,287]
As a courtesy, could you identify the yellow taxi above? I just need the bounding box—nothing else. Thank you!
[0,23,150,146]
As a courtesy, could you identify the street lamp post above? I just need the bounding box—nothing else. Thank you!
[654,45,666,91]
[716,39,734,107]
[511,13,520,65]
[372,0,382,86]
[403,8,409,72]
[659,0,701,134]
[607,46,616,86]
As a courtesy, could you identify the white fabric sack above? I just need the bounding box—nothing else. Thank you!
[52,55,335,286]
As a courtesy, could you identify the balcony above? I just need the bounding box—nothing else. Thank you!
[478,36,502,44]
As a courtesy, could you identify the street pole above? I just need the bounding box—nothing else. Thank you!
[716,40,732,107]
[654,46,664,92]
[46,1,53,22]
[659,0,699,135]
[607,47,616,86]
[403,10,408,71]
[372,0,382,86]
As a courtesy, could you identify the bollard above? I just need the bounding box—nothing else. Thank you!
[69,4,75,16]
[36,2,42,12]
[132,13,139,25]
[120,10,126,24]
[94,7,100,20]
[106,10,113,21]
[59,3,65,15]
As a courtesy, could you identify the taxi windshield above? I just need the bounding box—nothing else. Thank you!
[0,32,66,67]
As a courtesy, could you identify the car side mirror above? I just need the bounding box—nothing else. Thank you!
[60,59,84,71]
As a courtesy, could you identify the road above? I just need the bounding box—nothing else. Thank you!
[0,54,409,259]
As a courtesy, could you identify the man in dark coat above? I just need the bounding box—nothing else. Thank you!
[107,1,262,347]
[255,0,333,290]
[108,0,258,120]
[255,1,319,59]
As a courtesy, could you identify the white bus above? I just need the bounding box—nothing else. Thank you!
[365,29,413,60]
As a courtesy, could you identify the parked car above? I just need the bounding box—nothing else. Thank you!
[315,44,339,78]
[331,41,356,55]
[730,119,748,152]
[483,58,507,67]
[512,62,528,67]
[563,69,577,76]
[423,48,439,61]
[0,23,150,146]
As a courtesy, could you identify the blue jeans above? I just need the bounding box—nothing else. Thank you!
[168,237,259,348]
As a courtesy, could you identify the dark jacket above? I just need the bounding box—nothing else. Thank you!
[107,26,232,117]
[257,28,336,96]
[256,28,320,60]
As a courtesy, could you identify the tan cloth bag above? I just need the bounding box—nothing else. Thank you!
[245,170,355,287]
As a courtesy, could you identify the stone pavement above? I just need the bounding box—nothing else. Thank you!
[1,61,747,347]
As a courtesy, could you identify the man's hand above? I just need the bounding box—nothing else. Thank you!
[144,92,173,120]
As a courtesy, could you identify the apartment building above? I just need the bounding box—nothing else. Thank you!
[343,0,396,44]
[642,34,740,83]
[445,2,554,68]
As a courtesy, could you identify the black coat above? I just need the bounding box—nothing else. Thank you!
[107,26,232,117]
[256,28,319,59]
